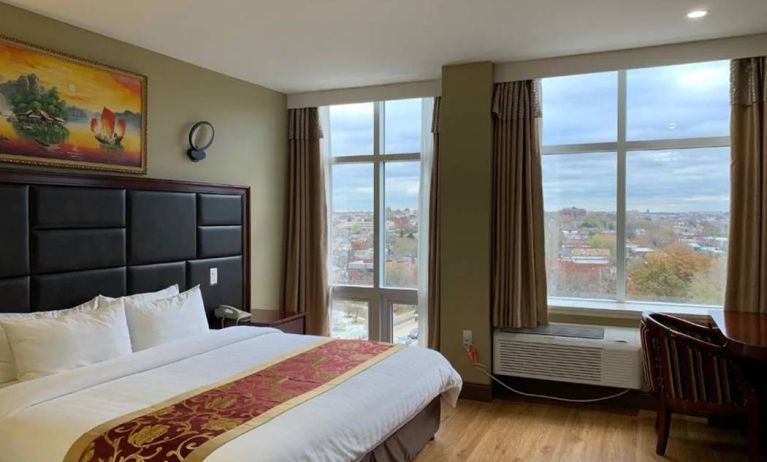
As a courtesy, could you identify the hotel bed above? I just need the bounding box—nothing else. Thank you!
[0,327,461,461]
[0,170,461,462]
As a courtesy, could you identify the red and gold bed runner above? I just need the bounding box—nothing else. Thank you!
[64,338,402,462]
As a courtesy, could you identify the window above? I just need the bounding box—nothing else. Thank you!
[327,99,426,344]
[543,152,617,300]
[542,61,730,308]
[331,299,369,340]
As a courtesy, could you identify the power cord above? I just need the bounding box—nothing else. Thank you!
[465,345,632,404]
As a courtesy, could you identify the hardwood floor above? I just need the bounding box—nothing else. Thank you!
[417,399,751,462]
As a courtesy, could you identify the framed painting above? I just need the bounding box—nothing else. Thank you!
[0,36,147,174]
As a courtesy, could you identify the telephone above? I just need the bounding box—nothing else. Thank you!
[214,305,251,327]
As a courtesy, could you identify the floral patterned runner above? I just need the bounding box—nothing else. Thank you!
[65,338,402,462]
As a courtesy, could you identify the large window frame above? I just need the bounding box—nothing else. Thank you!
[327,100,423,342]
[542,69,730,309]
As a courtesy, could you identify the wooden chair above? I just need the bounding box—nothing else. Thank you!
[640,312,760,461]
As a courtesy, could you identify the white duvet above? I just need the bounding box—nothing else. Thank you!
[0,327,462,462]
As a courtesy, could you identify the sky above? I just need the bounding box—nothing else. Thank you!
[331,161,420,212]
[542,147,730,213]
[329,60,730,213]
[542,60,730,213]
[330,99,421,211]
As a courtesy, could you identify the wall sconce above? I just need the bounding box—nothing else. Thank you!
[187,121,215,162]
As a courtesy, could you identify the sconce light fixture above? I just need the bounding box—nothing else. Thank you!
[187,121,215,162]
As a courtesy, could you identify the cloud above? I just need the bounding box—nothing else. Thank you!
[542,147,730,213]
[329,103,374,156]
[541,60,730,214]
[329,59,731,215]
[329,100,423,211]
[385,164,420,208]
[332,163,373,211]
[541,60,729,144]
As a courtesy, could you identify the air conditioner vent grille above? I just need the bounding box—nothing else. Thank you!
[496,339,602,382]
[493,326,644,389]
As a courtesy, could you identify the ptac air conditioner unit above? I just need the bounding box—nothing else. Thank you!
[493,323,643,389]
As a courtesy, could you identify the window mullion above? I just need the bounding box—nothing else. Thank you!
[332,154,376,164]
[542,142,618,155]
[373,102,385,341]
[373,102,382,293]
[616,70,627,303]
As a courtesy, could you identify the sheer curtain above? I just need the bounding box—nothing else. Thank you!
[318,106,334,327]
[418,97,435,347]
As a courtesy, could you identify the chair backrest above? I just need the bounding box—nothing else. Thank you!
[641,312,746,407]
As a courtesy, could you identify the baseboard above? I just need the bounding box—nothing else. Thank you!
[460,382,493,402]
[492,376,655,410]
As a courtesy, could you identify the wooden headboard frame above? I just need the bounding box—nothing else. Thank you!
[0,167,250,315]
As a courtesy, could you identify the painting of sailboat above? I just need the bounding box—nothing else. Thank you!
[91,108,127,147]
[0,35,147,174]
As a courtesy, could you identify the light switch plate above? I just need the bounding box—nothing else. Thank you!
[210,267,218,286]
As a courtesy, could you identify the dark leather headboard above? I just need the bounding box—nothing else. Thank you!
[0,169,250,321]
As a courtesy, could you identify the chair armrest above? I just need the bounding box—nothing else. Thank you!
[643,312,724,344]
[643,312,724,354]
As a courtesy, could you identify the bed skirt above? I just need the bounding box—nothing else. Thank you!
[359,397,441,462]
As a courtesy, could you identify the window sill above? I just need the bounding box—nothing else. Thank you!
[548,297,719,321]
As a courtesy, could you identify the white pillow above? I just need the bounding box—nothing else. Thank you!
[97,284,179,306]
[124,285,209,351]
[0,300,131,381]
[0,297,99,384]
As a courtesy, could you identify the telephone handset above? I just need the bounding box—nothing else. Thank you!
[214,305,251,327]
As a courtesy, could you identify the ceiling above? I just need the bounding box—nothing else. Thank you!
[6,0,767,94]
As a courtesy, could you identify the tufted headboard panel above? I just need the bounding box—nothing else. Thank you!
[0,169,250,321]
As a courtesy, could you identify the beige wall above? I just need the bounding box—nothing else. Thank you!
[0,2,288,309]
[439,62,494,385]
[437,62,639,389]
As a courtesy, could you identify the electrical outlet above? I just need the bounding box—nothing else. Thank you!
[462,330,473,350]
[210,267,218,286]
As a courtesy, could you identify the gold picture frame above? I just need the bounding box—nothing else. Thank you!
[0,35,147,174]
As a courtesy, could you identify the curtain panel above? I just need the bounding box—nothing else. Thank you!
[283,107,330,334]
[491,81,548,328]
[725,57,767,314]
[427,97,441,349]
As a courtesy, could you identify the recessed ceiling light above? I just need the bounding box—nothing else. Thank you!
[687,9,709,19]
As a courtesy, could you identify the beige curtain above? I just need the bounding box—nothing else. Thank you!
[491,81,548,328]
[725,57,767,314]
[283,107,330,335]
[427,97,441,349]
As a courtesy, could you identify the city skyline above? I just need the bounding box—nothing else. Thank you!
[542,147,730,213]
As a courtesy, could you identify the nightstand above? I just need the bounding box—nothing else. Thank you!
[227,309,307,334]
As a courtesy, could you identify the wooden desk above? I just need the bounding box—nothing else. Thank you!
[709,310,767,362]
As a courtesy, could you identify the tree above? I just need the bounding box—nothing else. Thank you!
[587,233,616,256]
[628,242,714,301]
[9,77,68,121]
[688,256,727,304]
[8,73,69,144]
[581,214,607,229]
[629,258,687,300]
